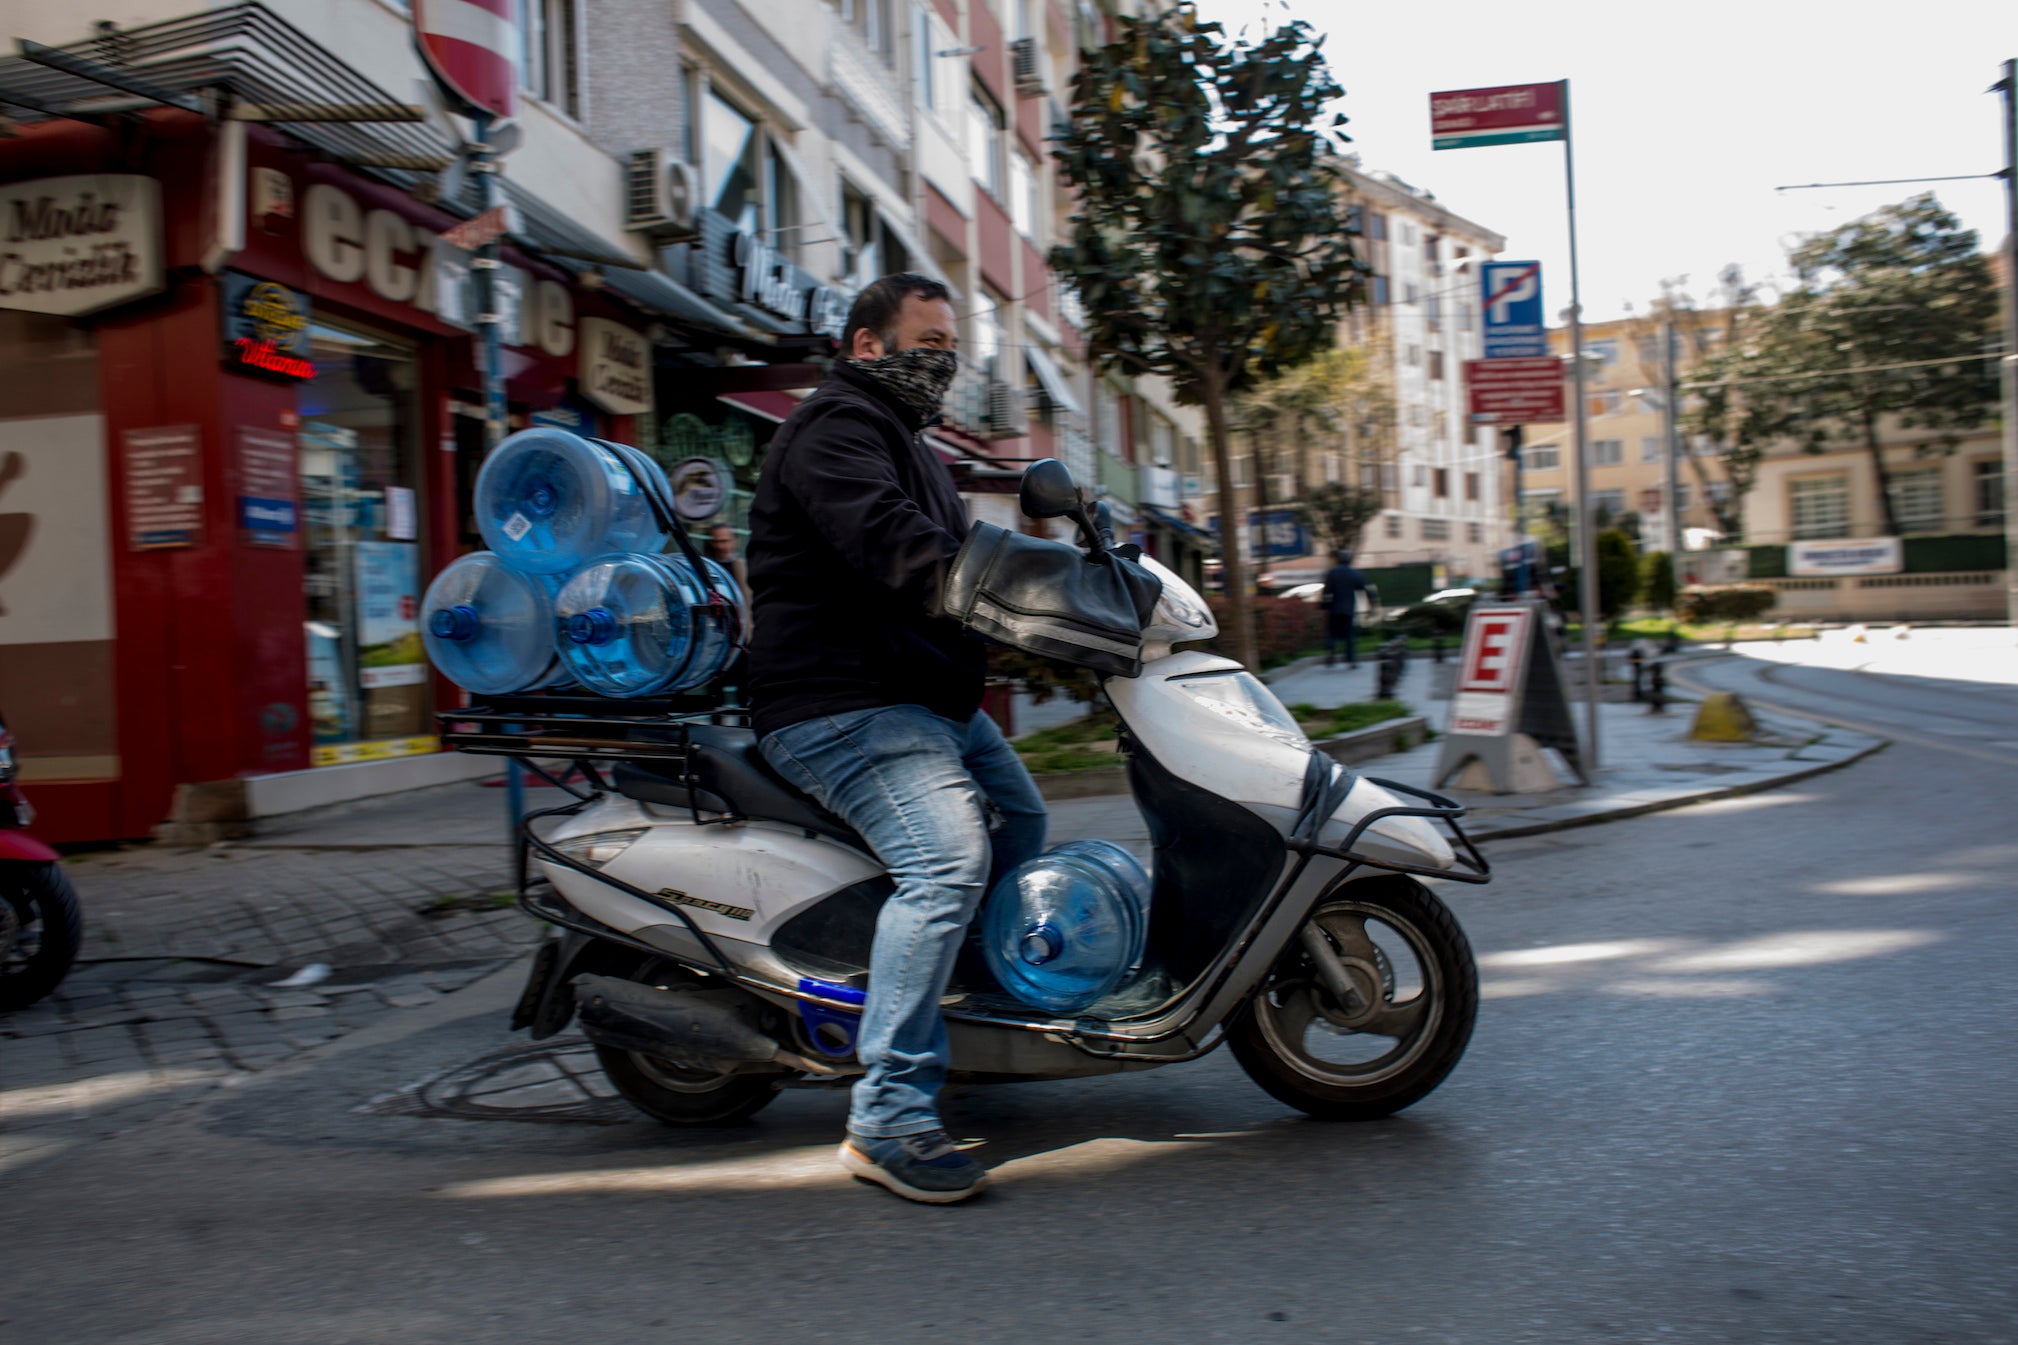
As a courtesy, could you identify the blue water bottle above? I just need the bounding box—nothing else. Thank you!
[473,429,671,575]
[420,552,571,695]
[552,553,745,697]
[981,845,1151,1015]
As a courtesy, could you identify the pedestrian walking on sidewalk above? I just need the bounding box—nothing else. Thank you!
[745,273,1048,1204]
[1321,549,1371,669]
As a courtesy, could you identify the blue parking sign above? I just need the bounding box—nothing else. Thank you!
[1480,261,1547,358]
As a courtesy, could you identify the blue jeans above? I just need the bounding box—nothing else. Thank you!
[760,705,1048,1138]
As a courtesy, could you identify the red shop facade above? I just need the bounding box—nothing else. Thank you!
[0,111,657,842]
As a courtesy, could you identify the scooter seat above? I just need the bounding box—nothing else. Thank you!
[611,725,867,850]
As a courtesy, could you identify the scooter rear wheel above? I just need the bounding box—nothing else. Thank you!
[0,860,84,1012]
[593,1044,785,1126]
[1229,875,1477,1121]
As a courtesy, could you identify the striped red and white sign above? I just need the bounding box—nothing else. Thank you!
[413,0,517,122]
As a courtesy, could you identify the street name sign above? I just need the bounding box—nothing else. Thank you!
[1430,83,1565,150]
[1434,599,1585,792]
[1466,356,1565,424]
[440,204,510,253]
[1479,260,1547,358]
[413,0,517,122]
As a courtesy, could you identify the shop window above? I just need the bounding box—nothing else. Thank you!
[0,311,116,780]
[297,322,428,764]
[1789,475,1849,539]
[522,0,582,119]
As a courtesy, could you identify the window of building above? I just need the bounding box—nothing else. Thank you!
[1641,435,1664,464]
[1525,444,1560,471]
[1432,467,1449,498]
[1148,414,1175,467]
[1590,438,1622,467]
[1380,462,1399,493]
[1405,344,1421,367]
[1095,380,1122,459]
[1585,338,1619,366]
[1400,221,1417,246]
[1425,293,1441,331]
[968,84,1006,199]
[1588,389,1624,416]
[1637,335,1661,368]
[914,4,958,116]
[702,89,762,233]
[1404,281,1419,305]
[841,180,912,277]
[1464,470,1480,502]
[1411,464,1426,488]
[971,291,1005,378]
[1975,459,2005,528]
[842,0,894,57]
[1467,521,1483,544]
[1675,481,1691,511]
[1790,475,1850,539]
[1367,211,1388,241]
[1424,235,1440,264]
[1887,467,1944,533]
[1370,275,1389,306]
[522,0,582,119]
[1420,517,1450,541]
[1384,513,1402,538]
[1428,350,1444,381]
[1009,150,1040,240]
[1590,489,1626,522]
[1180,435,1201,476]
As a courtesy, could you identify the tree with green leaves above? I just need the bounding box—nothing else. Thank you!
[1639,549,1677,614]
[1051,4,1361,667]
[1595,528,1641,623]
[1235,342,1396,559]
[1685,196,1999,537]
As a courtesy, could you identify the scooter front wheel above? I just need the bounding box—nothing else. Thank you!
[0,860,84,1012]
[1229,875,1477,1121]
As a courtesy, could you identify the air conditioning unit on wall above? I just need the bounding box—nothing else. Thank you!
[625,150,700,241]
[1010,38,1047,99]
[982,381,1027,439]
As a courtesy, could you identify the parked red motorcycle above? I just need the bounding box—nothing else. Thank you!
[0,711,83,1010]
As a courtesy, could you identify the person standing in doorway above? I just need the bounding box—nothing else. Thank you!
[1321,548,1370,669]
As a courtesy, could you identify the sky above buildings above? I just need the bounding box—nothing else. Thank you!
[1197,0,2016,322]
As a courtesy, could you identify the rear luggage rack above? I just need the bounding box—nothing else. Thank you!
[435,692,747,768]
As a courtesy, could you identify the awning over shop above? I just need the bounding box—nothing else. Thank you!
[1142,504,1215,543]
[1023,343,1083,419]
[717,390,802,424]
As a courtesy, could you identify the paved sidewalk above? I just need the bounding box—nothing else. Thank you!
[1,650,1879,1159]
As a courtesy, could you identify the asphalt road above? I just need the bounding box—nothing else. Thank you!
[3,644,2014,1345]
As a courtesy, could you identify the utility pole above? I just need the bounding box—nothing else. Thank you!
[1562,81,1600,769]
[1663,317,1683,594]
[1997,59,2018,635]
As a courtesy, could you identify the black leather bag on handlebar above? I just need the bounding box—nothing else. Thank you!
[943,521,1164,677]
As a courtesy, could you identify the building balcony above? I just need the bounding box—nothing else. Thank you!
[828,27,910,151]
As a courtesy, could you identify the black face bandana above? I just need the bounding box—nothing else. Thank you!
[851,346,958,424]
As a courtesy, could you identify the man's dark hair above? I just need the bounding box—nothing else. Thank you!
[840,273,951,357]
[1333,548,1352,564]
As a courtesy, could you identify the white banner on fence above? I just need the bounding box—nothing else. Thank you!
[1788,538,1903,577]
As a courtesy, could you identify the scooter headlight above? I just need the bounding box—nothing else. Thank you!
[551,828,645,868]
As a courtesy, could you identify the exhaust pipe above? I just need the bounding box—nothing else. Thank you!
[572,974,843,1075]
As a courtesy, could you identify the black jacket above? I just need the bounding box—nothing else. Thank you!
[746,360,985,739]
[1321,563,1368,615]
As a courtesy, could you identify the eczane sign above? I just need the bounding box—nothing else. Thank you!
[0,175,164,317]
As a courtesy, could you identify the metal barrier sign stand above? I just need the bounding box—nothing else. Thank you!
[1434,599,1587,793]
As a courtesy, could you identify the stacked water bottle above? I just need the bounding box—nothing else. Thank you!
[982,839,1154,1015]
[420,428,746,699]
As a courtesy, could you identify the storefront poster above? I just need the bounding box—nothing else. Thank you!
[236,426,299,547]
[352,541,426,689]
[122,425,203,550]
[384,486,416,541]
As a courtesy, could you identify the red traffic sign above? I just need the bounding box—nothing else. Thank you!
[1431,82,1565,150]
[413,0,517,122]
[440,204,510,252]
[1466,357,1564,424]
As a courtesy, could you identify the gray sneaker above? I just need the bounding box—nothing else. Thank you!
[840,1129,989,1204]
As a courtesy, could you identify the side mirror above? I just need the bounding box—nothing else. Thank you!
[1019,458,1081,520]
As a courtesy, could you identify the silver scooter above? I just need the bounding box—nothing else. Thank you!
[447,460,1488,1126]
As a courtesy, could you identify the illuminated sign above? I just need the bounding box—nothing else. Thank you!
[223,273,314,381]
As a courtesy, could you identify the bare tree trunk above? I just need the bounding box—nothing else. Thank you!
[1202,363,1258,669]
[1863,408,1901,536]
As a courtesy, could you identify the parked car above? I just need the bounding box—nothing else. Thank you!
[1385,587,1478,633]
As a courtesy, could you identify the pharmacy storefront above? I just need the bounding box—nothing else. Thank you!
[0,114,655,841]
